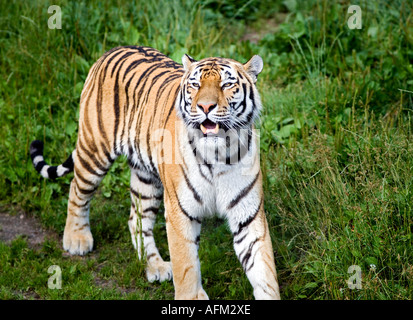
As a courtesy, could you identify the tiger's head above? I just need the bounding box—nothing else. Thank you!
[176,54,263,165]
[177,54,263,135]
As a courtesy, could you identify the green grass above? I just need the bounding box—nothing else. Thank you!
[1,0,412,300]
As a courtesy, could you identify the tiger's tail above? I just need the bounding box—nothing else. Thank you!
[30,140,75,179]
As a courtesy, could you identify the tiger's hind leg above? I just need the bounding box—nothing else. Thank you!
[128,167,172,282]
[64,149,115,255]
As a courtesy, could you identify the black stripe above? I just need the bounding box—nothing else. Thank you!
[113,68,120,152]
[191,141,209,166]
[130,188,163,201]
[113,57,130,156]
[249,83,255,102]
[47,166,58,179]
[101,142,116,164]
[247,129,252,152]
[234,232,248,245]
[178,198,201,224]
[77,139,108,173]
[34,160,47,174]
[76,183,98,195]
[180,166,203,204]
[82,80,99,136]
[170,180,201,224]
[242,109,255,129]
[69,197,90,209]
[78,139,107,172]
[197,164,213,184]
[232,198,263,237]
[153,72,180,108]
[228,172,260,210]
[110,51,136,78]
[30,140,44,158]
[131,188,149,200]
[120,76,133,151]
[76,153,106,177]
[154,194,163,200]
[96,60,110,145]
[74,179,95,199]
[239,238,258,272]
[62,153,75,172]
[75,171,95,187]
[225,133,235,165]
[102,48,127,82]
[163,84,181,130]
[235,128,253,164]
[122,58,148,81]
[147,253,157,261]
[142,230,153,237]
[236,83,247,116]
[143,206,159,214]
[135,171,155,185]
[69,199,81,209]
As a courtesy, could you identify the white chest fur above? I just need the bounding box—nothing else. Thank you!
[176,126,261,224]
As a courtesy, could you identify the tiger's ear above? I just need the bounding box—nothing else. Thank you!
[182,54,196,71]
[243,55,263,83]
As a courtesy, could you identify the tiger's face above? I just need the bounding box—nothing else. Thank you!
[177,54,264,140]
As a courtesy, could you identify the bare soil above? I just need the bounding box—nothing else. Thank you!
[0,207,58,249]
[0,206,134,295]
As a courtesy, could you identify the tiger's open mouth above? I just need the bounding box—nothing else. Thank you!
[191,118,232,136]
[200,119,219,135]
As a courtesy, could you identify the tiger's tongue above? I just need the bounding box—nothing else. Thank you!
[200,120,219,134]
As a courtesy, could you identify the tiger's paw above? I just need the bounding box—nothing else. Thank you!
[196,288,209,300]
[175,287,209,300]
[63,228,93,255]
[146,257,172,283]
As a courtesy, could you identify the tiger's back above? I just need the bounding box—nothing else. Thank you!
[78,46,183,175]
[30,46,280,300]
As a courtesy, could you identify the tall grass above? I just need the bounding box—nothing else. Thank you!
[0,0,412,299]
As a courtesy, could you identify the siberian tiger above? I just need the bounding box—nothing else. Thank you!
[30,46,280,300]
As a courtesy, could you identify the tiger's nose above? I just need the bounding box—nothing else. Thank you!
[197,102,217,114]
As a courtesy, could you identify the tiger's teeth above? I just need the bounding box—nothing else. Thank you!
[200,123,219,134]
[212,123,219,134]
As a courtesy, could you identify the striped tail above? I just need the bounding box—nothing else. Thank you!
[30,140,75,179]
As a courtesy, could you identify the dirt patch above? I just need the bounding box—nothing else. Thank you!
[0,208,58,249]
[0,207,143,296]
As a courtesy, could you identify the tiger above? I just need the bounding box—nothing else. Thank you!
[30,46,280,300]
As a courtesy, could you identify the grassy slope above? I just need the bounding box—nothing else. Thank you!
[0,0,412,299]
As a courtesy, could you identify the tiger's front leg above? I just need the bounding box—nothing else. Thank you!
[229,200,281,300]
[164,195,208,300]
